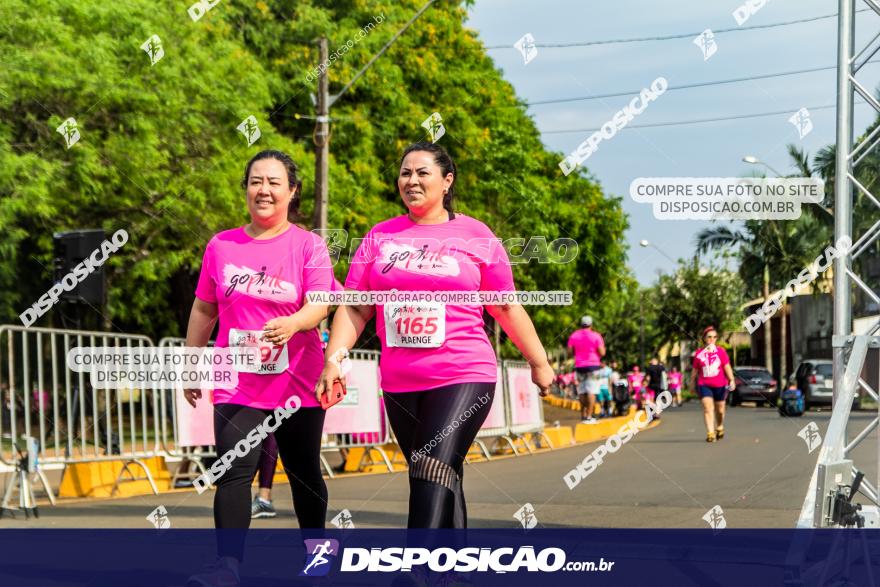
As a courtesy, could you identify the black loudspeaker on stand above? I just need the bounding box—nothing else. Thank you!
[53,229,106,330]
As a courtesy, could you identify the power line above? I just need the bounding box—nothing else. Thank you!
[485,9,868,50]
[541,100,869,134]
[524,60,880,107]
[541,104,834,134]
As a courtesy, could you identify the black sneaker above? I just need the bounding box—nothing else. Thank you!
[251,497,277,519]
[187,557,240,587]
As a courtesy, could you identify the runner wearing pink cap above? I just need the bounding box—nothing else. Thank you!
[691,326,735,442]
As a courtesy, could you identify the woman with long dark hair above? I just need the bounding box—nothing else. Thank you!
[317,142,554,528]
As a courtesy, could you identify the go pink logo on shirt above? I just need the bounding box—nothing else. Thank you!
[221,263,297,302]
[378,242,461,277]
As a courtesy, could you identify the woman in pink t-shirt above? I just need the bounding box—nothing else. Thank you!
[627,365,645,408]
[668,366,683,408]
[316,142,554,529]
[184,150,332,583]
[691,326,735,442]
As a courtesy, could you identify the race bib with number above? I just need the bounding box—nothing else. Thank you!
[383,303,446,348]
[228,328,289,374]
[699,352,721,379]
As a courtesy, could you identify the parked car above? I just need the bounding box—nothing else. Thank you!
[729,366,778,406]
[793,359,862,410]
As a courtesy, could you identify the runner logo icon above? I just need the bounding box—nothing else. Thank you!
[301,538,340,577]
[693,29,717,61]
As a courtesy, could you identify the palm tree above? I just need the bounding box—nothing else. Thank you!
[697,216,830,384]
[768,211,829,379]
[787,144,834,226]
[697,142,839,381]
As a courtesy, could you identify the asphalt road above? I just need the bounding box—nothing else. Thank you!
[2,401,876,529]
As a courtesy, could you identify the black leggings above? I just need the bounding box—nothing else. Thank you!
[213,403,327,559]
[257,433,278,489]
[383,382,495,529]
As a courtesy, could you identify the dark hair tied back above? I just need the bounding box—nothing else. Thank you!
[241,150,305,223]
[400,141,456,215]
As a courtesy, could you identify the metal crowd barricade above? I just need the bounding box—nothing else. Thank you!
[470,366,517,460]
[0,325,160,512]
[501,359,553,454]
[156,337,217,487]
[547,347,573,398]
[158,340,390,478]
[320,349,395,474]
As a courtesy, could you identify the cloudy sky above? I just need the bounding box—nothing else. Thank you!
[465,0,880,284]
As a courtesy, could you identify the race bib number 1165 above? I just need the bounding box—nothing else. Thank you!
[384,303,445,348]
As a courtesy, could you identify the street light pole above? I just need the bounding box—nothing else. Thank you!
[313,37,330,232]
[743,154,833,218]
[742,155,785,178]
[639,239,677,266]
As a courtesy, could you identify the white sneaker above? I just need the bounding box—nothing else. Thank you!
[581,418,597,424]
[187,557,240,587]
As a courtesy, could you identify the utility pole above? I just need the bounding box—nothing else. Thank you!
[313,37,330,232]
[309,1,436,232]
[763,264,772,375]
[639,292,645,367]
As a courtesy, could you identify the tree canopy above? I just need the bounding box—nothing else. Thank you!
[647,259,744,351]
[1,0,628,352]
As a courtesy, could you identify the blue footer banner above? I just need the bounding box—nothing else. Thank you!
[0,529,878,586]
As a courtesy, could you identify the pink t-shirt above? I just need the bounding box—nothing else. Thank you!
[668,372,682,389]
[345,214,514,393]
[195,225,332,409]
[693,345,731,387]
[567,328,604,367]
[627,372,644,391]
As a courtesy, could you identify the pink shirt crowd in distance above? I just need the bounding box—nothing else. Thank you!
[627,372,644,390]
[195,225,332,409]
[692,345,731,388]
[668,372,682,389]
[567,328,605,368]
[345,214,514,393]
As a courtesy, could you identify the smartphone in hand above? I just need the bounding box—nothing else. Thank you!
[320,379,347,410]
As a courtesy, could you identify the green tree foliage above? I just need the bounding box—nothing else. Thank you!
[591,276,656,370]
[647,259,744,351]
[1,0,627,349]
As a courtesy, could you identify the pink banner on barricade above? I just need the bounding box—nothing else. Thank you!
[176,388,216,447]
[480,366,506,430]
[505,366,541,426]
[322,358,383,435]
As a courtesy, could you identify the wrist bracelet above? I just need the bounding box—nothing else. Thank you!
[329,347,352,377]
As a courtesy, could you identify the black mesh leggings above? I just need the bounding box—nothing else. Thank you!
[213,403,327,559]
[383,382,495,528]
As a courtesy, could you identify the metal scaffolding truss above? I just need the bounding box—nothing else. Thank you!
[797,0,880,529]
